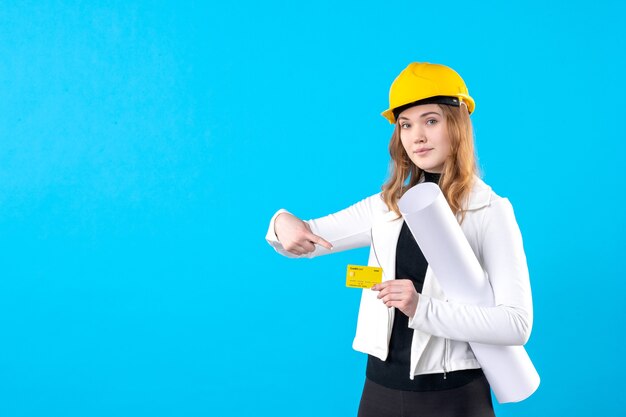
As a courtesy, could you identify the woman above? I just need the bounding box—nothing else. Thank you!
[265,62,533,417]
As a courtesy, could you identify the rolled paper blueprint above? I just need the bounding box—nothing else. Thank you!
[398,182,540,403]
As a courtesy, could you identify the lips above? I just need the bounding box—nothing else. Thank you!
[415,148,433,155]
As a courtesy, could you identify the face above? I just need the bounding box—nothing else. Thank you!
[397,104,451,174]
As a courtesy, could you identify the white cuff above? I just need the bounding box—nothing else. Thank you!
[265,208,290,243]
[408,294,432,329]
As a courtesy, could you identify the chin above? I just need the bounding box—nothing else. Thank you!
[415,164,434,172]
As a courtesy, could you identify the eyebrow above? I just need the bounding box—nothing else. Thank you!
[397,111,441,121]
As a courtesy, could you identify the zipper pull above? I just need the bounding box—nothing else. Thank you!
[443,371,447,380]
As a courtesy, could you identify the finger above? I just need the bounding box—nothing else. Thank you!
[385,300,408,312]
[295,242,316,254]
[383,300,403,309]
[376,287,390,298]
[285,242,307,255]
[397,279,416,289]
[381,293,405,304]
[373,281,401,292]
[301,240,316,253]
[376,285,405,298]
[306,233,333,250]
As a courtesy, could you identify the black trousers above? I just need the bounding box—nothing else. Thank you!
[357,374,496,417]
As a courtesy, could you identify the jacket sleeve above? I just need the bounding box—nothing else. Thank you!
[265,193,382,259]
[408,197,533,346]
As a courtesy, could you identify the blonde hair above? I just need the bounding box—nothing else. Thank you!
[381,103,477,222]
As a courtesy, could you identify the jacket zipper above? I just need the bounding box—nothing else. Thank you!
[387,308,393,345]
[443,338,449,379]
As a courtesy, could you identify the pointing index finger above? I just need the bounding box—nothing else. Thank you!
[307,232,333,250]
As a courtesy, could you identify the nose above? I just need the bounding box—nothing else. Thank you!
[413,127,426,143]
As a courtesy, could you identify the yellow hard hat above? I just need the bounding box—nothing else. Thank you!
[381,62,475,124]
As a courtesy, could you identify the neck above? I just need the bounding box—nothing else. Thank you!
[423,171,441,184]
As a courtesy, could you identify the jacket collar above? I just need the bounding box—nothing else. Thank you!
[384,175,493,217]
[465,176,493,211]
[375,175,493,241]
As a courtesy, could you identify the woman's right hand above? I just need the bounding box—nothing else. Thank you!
[274,212,333,256]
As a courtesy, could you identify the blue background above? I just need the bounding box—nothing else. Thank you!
[1,1,624,416]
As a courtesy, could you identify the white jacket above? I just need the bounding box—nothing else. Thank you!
[265,176,533,380]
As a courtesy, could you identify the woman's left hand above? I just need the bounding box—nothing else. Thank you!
[372,280,419,318]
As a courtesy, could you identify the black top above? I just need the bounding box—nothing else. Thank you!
[365,171,483,391]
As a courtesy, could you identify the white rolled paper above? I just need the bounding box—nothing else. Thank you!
[398,182,540,403]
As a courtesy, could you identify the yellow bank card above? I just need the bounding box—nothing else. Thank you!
[346,265,383,288]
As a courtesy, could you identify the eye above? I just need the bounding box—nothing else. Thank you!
[426,119,438,126]
[400,122,411,129]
